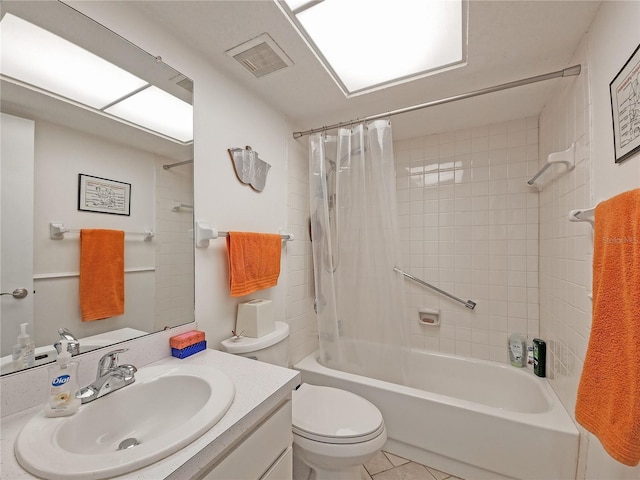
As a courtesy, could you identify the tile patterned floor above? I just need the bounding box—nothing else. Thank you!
[362,451,465,480]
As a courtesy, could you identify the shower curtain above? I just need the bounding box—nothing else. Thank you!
[309,120,410,384]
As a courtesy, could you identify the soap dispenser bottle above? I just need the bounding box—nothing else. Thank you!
[12,322,35,369]
[44,340,80,417]
[533,338,547,377]
[508,333,527,367]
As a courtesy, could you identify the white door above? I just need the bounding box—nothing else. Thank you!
[1,113,35,357]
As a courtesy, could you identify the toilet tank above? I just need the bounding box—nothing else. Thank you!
[220,321,289,367]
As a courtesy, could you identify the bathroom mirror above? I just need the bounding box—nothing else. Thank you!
[0,1,194,375]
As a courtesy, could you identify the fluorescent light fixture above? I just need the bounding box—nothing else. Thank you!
[0,13,147,109]
[105,86,193,143]
[0,13,193,143]
[283,0,319,11]
[279,0,467,96]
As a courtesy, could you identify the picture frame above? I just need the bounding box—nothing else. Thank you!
[78,174,131,216]
[609,43,640,164]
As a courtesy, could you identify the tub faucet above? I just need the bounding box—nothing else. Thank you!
[76,348,137,404]
[54,328,80,356]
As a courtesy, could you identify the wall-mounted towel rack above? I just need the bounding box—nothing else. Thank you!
[195,221,294,248]
[394,266,477,310]
[569,207,595,226]
[162,159,193,170]
[171,201,194,212]
[527,143,575,188]
[49,222,154,241]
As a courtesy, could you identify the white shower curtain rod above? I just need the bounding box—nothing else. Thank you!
[292,65,581,139]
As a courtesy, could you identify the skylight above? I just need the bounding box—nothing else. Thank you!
[0,13,193,143]
[278,0,467,96]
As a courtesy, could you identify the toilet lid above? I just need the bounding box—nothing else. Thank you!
[292,384,384,444]
[220,321,289,354]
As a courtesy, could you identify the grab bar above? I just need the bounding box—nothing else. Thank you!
[527,143,575,188]
[393,267,477,310]
[163,159,193,170]
[171,200,194,212]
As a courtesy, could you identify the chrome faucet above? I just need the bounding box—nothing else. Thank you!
[54,328,80,356]
[76,348,137,404]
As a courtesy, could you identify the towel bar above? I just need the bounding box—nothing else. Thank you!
[49,223,154,241]
[569,207,595,226]
[195,221,294,248]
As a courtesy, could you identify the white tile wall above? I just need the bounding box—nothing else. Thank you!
[540,25,640,480]
[394,118,540,363]
[538,48,592,418]
[540,26,640,478]
[155,160,195,330]
[286,138,318,365]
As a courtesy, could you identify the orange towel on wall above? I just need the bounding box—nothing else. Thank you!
[80,229,125,321]
[575,188,640,466]
[226,232,281,297]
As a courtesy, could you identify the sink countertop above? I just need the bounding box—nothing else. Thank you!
[1,349,301,480]
[0,327,149,375]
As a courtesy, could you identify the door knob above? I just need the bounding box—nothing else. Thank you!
[0,288,28,299]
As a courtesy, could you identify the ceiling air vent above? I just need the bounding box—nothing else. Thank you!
[226,33,293,78]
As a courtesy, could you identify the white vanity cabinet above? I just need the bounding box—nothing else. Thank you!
[199,399,293,480]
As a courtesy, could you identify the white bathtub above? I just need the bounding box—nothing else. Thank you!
[294,348,579,480]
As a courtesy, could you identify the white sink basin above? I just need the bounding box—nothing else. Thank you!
[15,363,235,479]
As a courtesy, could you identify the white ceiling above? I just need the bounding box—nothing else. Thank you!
[126,1,601,139]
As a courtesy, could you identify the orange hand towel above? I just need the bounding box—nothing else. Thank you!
[80,229,125,321]
[226,232,281,297]
[575,188,640,466]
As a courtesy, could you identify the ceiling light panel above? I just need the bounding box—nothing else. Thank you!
[0,13,148,109]
[280,0,467,96]
[104,86,193,143]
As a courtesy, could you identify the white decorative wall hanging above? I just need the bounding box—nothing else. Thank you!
[227,146,271,192]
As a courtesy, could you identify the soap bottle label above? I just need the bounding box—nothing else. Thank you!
[53,374,71,387]
[526,344,534,369]
[49,375,75,410]
[508,334,526,367]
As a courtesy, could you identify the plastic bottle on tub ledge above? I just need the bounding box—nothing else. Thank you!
[533,338,546,377]
[508,333,527,367]
[526,341,535,370]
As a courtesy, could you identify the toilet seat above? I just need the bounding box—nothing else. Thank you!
[292,384,384,444]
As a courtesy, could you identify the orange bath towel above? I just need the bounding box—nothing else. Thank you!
[575,188,640,466]
[226,232,281,297]
[80,229,125,321]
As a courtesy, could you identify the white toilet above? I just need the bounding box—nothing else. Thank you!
[221,321,387,480]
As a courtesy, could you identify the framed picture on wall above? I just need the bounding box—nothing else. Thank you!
[609,43,640,164]
[78,174,131,215]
